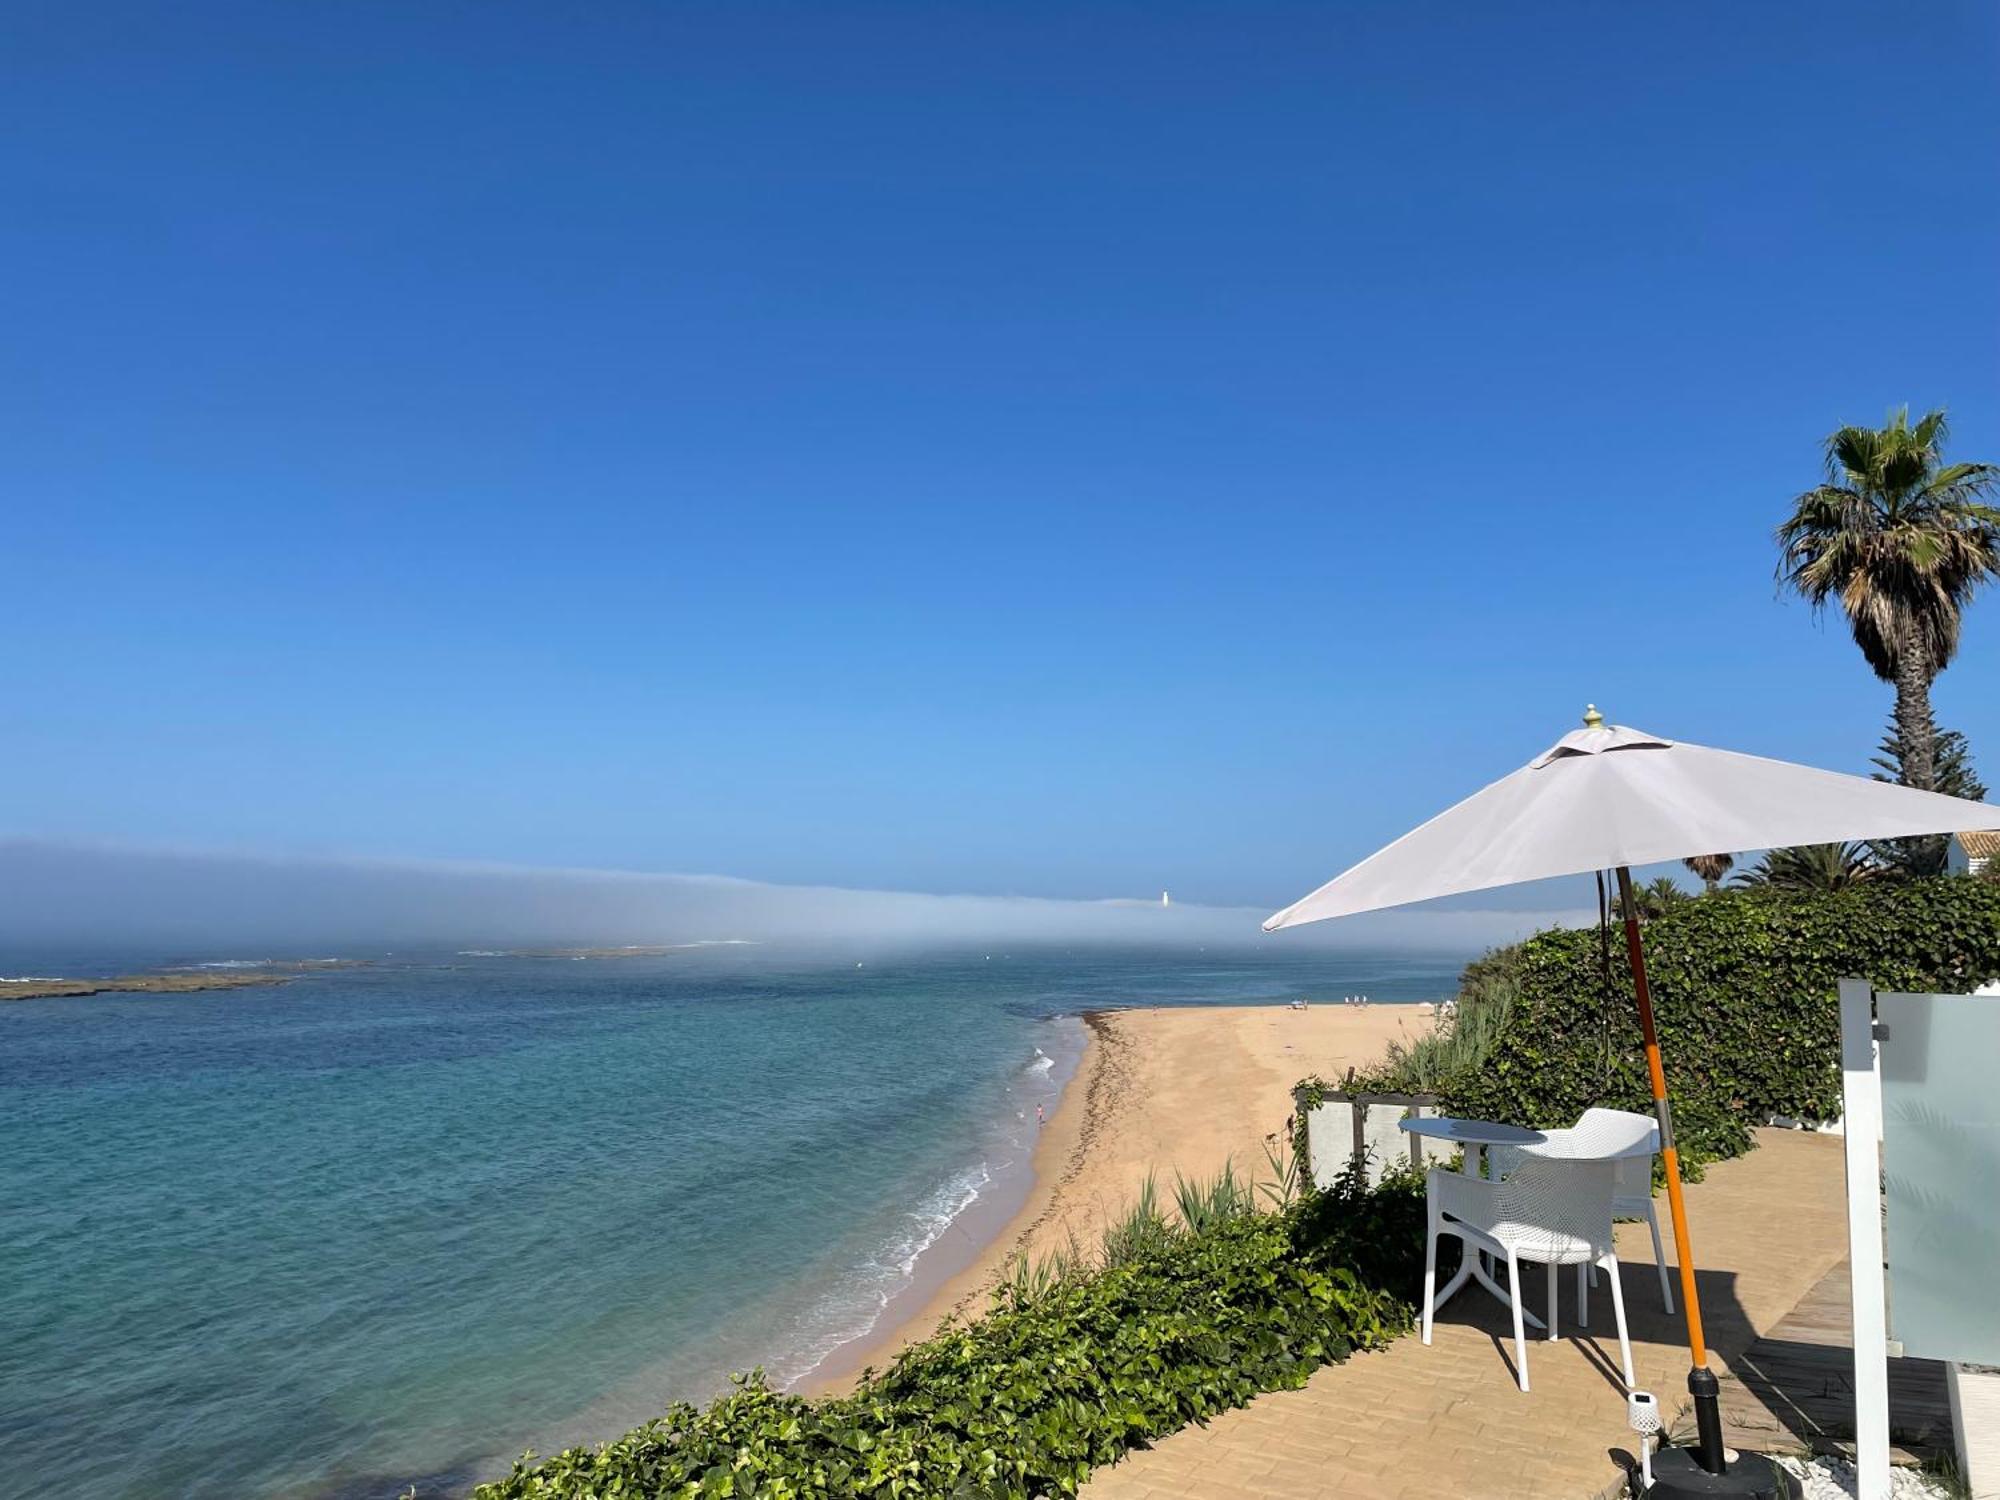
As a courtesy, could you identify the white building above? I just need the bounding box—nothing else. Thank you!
[1946,830,2000,877]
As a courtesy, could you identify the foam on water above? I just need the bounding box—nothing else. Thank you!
[769,1160,996,1387]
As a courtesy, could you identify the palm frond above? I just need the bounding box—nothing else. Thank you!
[1683,852,1735,890]
[1779,408,2000,686]
[1734,842,1881,891]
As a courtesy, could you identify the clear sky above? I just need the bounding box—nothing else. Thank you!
[6,3,1997,911]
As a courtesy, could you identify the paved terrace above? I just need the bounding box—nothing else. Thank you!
[1082,1129,1851,1500]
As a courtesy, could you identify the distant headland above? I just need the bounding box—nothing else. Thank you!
[0,959,366,1003]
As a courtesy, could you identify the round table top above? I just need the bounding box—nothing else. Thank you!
[1397,1116,1547,1146]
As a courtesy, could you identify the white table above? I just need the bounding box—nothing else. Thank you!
[1400,1115,1551,1327]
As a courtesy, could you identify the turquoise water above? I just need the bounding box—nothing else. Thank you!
[0,944,1465,1498]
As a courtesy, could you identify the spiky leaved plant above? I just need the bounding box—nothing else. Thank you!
[1171,1160,1255,1234]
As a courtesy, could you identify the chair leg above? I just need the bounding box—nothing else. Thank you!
[1422,1214,1439,1345]
[1508,1251,1529,1392]
[1646,1204,1674,1314]
[1546,1259,1558,1340]
[1577,1261,1589,1328]
[1602,1253,1635,1390]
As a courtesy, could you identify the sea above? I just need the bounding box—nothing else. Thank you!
[0,942,1469,1499]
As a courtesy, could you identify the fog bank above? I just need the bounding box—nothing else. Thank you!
[0,840,1587,955]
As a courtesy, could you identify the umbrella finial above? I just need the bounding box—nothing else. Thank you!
[1582,703,1604,729]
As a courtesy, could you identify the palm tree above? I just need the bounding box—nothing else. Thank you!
[1776,407,2000,792]
[1613,874,1689,921]
[1682,853,1735,892]
[1734,842,1879,892]
[1642,875,1687,916]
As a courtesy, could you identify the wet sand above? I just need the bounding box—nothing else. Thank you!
[806,1002,1432,1391]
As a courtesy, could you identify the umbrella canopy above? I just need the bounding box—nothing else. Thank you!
[1265,715,2000,930]
[1264,708,2000,1484]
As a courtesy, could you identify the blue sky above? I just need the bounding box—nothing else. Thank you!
[6,2,1997,911]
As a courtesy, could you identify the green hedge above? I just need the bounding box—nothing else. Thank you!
[476,1173,1423,1500]
[1388,879,2000,1169]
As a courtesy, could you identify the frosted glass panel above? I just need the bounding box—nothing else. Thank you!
[1880,989,2000,1365]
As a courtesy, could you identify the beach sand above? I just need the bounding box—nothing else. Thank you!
[807,1002,1433,1391]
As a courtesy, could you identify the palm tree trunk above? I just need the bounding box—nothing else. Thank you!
[1892,631,1938,792]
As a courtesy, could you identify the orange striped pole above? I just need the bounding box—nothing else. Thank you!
[1616,866,1727,1474]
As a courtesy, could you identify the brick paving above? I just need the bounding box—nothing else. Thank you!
[1081,1129,1849,1500]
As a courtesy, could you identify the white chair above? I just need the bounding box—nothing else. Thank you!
[1575,1106,1674,1315]
[1423,1153,1636,1393]
[1488,1108,1674,1315]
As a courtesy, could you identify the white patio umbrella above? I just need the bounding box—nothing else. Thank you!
[1265,707,1999,1489]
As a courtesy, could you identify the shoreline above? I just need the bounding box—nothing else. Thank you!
[804,1001,1432,1393]
[791,1014,1091,1392]
[459,1001,1435,1489]
[801,1010,1116,1391]
[464,1015,1091,1487]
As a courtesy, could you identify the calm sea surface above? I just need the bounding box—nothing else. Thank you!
[0,943,1467,1499]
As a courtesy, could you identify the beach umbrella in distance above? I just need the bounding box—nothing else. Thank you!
[1264,707,2000,1498]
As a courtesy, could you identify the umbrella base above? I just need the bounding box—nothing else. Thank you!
[1638,1446,1798,1499]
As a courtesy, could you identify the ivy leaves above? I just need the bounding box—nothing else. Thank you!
[1356,880,2000,1174]
[478,1181,1422,1500]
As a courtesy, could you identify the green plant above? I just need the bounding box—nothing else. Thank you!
[1170,1160,1255,1234]
[1776,406,2000,800]
[477,1170,1422,1500]
[1683,853,1735,892]
[1615,874,1691,922]
[1422,880,2000,1171]
[1363,947,1522,1094]
[1734,842,1880,891]
[1012,1159,1291,1303]
[1872,713,1989,877]
[1919,1447,1973,1500]
[1289,1160,1432,1294]
[1258,1134,1300,1210]
[1000,1240,1082,1304]
[1098,1172,1171,1267]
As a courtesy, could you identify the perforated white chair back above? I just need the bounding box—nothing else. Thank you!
[1487,1155,1616,1263]
[1573,1107,1659,1204]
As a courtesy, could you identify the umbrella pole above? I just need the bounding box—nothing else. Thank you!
[1615,866,1727,1476]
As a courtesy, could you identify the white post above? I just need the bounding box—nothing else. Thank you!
[1838,978,1891,1500]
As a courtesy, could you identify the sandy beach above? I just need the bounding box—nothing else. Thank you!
[808,1002,1433,1390]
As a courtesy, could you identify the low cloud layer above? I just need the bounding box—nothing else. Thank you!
[0,840,1588,956]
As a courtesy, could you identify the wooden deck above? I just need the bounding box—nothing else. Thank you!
[1082,1129,1859,1500]
[1717,1259,1953,1465]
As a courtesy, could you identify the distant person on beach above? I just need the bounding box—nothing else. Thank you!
[1036,1103,1045,1127]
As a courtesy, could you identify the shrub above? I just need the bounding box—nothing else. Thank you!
[1369,946,1522,1093]
[1289,1161,1431,1294]
[1097,1171,1173,1267]
[1007,1162,1265,1299]
[1169,1159,1257,1234]
[1347,879,2000,1172]
[477,1172,1421,1500]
